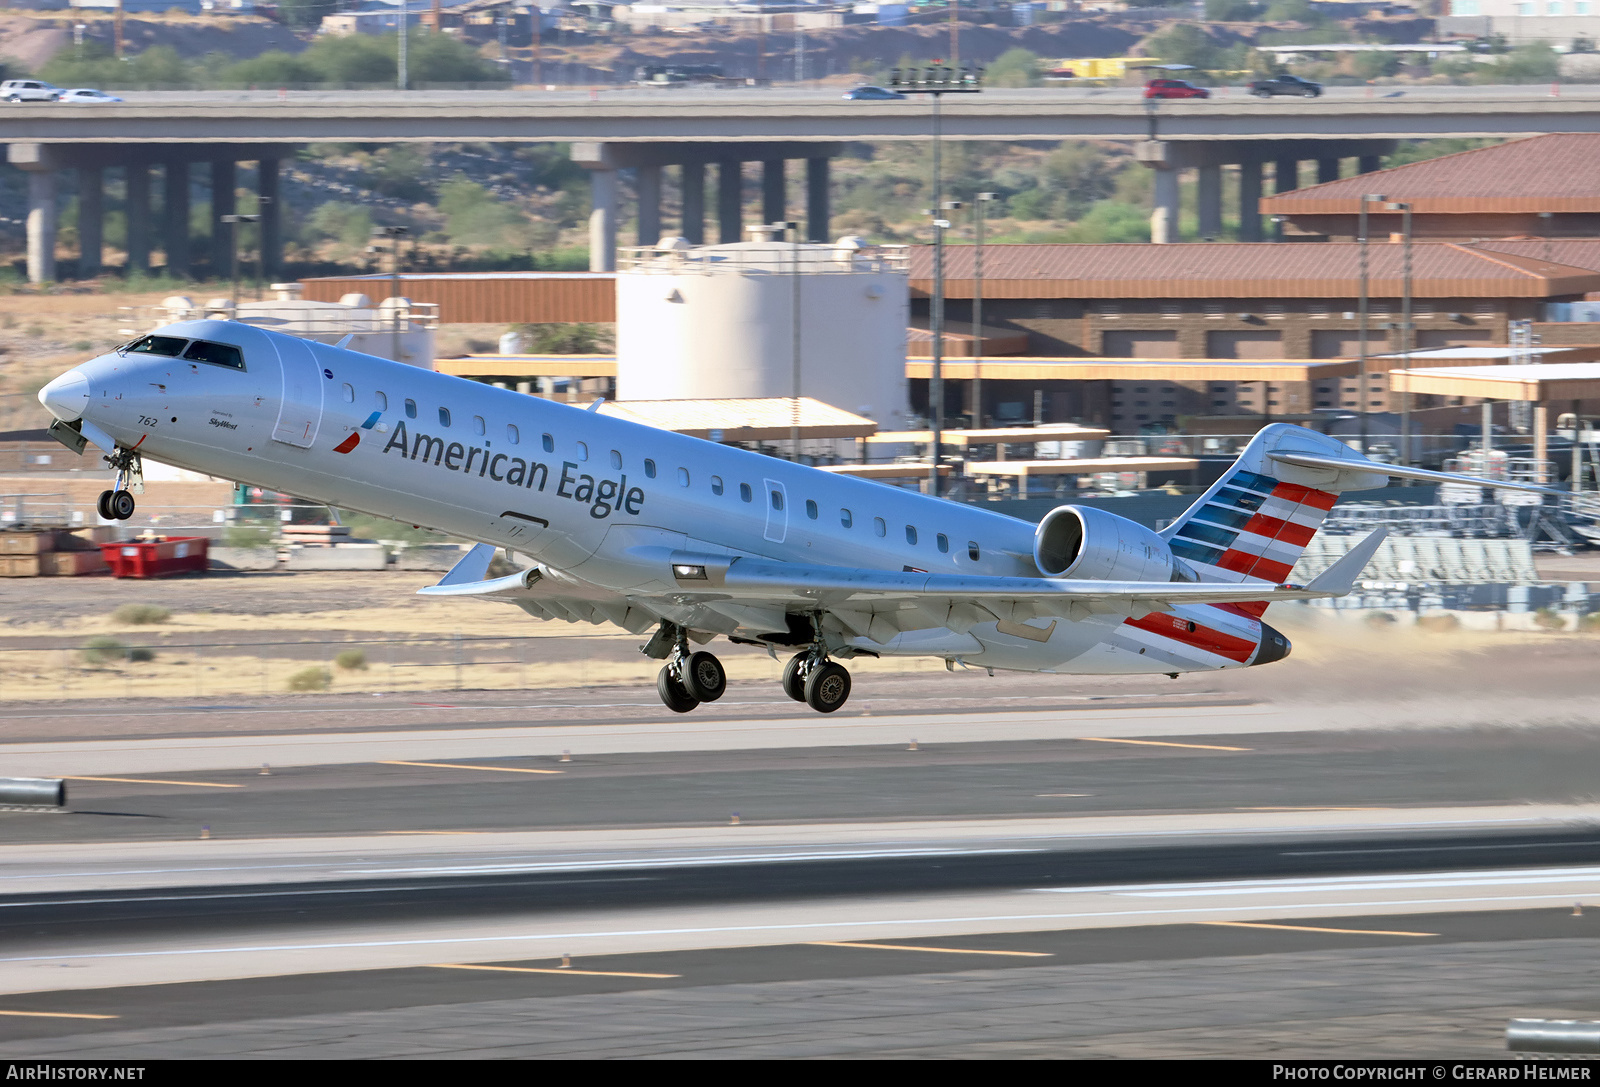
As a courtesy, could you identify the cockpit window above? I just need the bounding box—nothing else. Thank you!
[181,340,245,371]
[127,335,188,357]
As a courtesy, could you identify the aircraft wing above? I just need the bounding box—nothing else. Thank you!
[421,532,1386,644]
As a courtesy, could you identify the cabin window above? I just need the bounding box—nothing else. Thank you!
[711,475,723,495]
[968,541,981,561]
[739,483,752,503]
[542,433,554,453]
[404,399,417,419]
[905,525,918,545]
[678,467,690,487]
[937,533,949,553]
[341,383,354,404]
[841,508,853,528]
[873,517,886,538]
[375,391,388,411]
[438,407,451,427]
[181,340,245,370]
[610,449,622,470]
[770,490,784,512]
[127,334,187,358]
[806,499,818,520]
[576,441,588,461]
[645,459,657,478]
[506,424,520,445]
[472,415,486,436]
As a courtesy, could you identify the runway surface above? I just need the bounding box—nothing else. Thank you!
[5,692,1600,1057]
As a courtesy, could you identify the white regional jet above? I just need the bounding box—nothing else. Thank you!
[36,321,1552,714]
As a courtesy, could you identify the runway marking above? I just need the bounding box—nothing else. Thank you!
[1201,921,1438,937]
[433,963,679,979]
[1079,737,1253,752]
[0,1010,118,1020]
[377,760,564,775]
[1240,806,1392,812]
[60,775,243,789]
[380,831,485,836]
[1036,793,1093,798]
[810,941,1053,958]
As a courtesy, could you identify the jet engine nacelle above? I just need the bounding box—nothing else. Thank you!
[1033,504,1178,582]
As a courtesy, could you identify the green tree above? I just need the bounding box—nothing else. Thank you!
[408,30,509,84]
[299,33,395,85]
[1263,0,1317,21]
[1205,0,1262,19]
[276,0,339,31]
[1063,202,1150,243]
[1352,51,1401,80]
[222,50,320,87]
[1141,24,1223,70]
[303,202,373,252]
[1042,141,1119,218]
[985,48,1040,88]
[438,176,536,248]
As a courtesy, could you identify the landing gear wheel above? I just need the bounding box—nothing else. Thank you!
[657,664,700,714]
[803,661,851,714]
[109,490,135,521]
[96,490,114,521]
[682,651,726,703]
[781,652,809,702]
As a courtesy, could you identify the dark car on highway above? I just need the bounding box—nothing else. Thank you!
[1249,74,1323,98]
[844,85,907,101]
[1143,78,1210,100]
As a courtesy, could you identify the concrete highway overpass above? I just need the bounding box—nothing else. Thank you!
[8,86,1598,281]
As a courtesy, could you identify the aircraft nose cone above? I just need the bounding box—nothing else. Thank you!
[38,369,90,422]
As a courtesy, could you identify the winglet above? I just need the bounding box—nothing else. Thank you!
[432,542,496,589]
[1304,528,1389,595]
[334,333,355,349]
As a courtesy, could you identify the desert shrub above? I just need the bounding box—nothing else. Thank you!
[81,635,125,665]
[287,666,331,692]
[1534,607,1567,630]
[127,647,155,663]
[335,649,368,671]
[112,603,170,625]
[1581,612,1600,632]
[1416,613,1460,633]
[1364,611,1398,628]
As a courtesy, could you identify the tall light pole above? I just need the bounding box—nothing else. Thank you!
[220,212,260,306]
[1387,200,1413,468]
[780,219,801,460]
[398,0,409,91]
[972,191,995,429]
[1357,192,1386,455]
[374,225,410,362]
[889,63,982,496]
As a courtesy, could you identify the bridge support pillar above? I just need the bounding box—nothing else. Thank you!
[1358,154,1382,175]
[259,157,280,281]
[589,168,617,271]
[1238,160,1263,242]
[806,157,829,242]
[1135,141,1179,244]
[126,164,150,274]
[1271,157,1298,241]
[1197,164,1222,241]
[762,159,785,226]
[1317,157,1340,185]
[25,171,56,284]
[79,167,103,279]
[680,161,704,244]
[717,161,742,243]
[636,163,661,246]
[163,162,187,278]
[210,159,235,276]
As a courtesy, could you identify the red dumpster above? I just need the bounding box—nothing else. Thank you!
[98,536,210,578]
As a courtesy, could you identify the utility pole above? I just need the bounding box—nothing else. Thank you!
[949,0,959,68]
[114,0,124,59]
[890,63,983,497]
[1357,193,1385,455]
[794,18,803,83]
[398,0,409,91]
[756,3,765,83]
[220,213,260,306]
[1387,200,1413,468]
[973,192,994,429]
[374,225,410,363]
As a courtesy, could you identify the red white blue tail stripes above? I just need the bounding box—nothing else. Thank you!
[1168,467,1336,586]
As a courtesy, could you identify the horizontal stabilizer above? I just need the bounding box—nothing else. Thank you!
[1267,450,1565,497]
[1305,528,1388,595]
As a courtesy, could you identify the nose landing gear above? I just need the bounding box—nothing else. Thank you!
[97,446,144,522]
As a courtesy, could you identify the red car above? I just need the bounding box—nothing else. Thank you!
[1144,78,1210,99]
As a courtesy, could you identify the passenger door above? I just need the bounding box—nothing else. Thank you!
[763,478,788,544]
[271,335,324,448]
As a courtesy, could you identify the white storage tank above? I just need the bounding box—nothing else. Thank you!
[615,230,910,426]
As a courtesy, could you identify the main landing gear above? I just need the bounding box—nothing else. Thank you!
[652,624,728,714]
[782,647,852,714]
[97,447,143,522]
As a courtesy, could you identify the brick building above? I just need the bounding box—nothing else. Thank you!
[908,242,1600,432]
